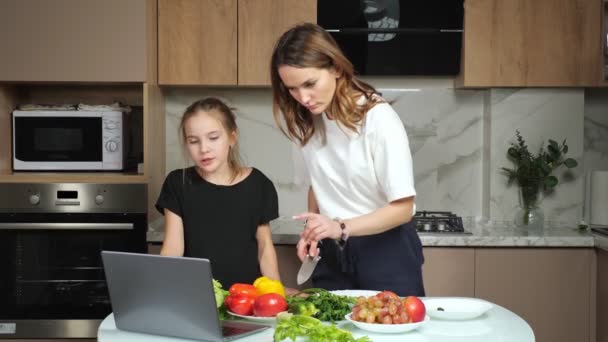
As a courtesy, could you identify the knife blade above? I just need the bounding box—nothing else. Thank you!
[297,254,321,285]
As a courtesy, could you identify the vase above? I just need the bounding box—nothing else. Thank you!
[514,184,544,229]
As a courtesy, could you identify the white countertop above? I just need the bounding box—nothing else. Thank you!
[98,299,534,342]
[147,217,600,248]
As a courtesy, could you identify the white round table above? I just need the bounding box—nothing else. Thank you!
[98,300,534,342]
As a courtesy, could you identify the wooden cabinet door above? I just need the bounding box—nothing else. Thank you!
[158,0,237,85]
[459,0,602,87]
[238,0,316,86]
[598,248,608,342]
[475,248,594,342]
[422,248,475,297]
[0,0,147,82]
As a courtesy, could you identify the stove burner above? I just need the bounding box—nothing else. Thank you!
[414,211,470,234]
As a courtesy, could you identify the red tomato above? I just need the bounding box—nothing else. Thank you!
[228,283,259,298]
[224,295,233,308]
[403,296,426,323]
[227,295,255,316]
[252,293,287,317]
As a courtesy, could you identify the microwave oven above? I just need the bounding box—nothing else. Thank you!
[12,110,126,171]
[318,0,464,75]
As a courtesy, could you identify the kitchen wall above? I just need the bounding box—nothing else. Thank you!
[163,80,608,226]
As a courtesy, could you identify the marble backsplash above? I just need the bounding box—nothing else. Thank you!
[162,80,607,225]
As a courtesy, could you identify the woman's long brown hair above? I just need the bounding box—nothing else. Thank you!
[270,23,382,146]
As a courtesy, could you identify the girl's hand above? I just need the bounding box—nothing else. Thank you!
[294,212,342,243]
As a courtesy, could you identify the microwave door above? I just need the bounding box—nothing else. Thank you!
[13,116,103,170]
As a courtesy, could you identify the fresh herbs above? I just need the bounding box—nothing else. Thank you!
[286,288,356,323]
[502,130,578,209]
[273,313,371,342]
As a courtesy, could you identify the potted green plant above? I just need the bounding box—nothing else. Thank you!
[501,131,578,228]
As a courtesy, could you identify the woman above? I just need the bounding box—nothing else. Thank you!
[156,97,281,287]
[270,23,425,296]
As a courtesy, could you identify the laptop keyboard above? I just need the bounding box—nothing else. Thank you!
[222,325,252,336]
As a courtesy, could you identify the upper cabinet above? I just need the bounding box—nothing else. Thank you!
[238,0,317,86]
[458,0,602,87]
[158,0,238,85]
[158,0,316,86]
[0,0,147,83]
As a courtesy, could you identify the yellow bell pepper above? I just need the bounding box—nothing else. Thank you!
[253,276,285,298]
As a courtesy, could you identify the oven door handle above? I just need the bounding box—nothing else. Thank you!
[0,222,134,230]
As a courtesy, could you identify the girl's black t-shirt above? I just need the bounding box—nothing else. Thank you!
[155,167,279,287]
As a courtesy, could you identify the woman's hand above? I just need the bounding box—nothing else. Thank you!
[296,237,319,260]
[295,212,342,242]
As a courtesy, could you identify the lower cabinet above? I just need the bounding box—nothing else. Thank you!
[475,248,595,342]
[598,248,608,342]
[148,243,162,254]
[422,248,475,297]
[275,245,312,290]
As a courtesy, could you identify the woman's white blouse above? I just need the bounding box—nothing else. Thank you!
[293,101,416,219]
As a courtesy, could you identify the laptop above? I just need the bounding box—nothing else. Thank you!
[101,251,270,341]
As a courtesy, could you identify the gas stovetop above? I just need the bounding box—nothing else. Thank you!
[591,226,608,237]
[414,211,472,234]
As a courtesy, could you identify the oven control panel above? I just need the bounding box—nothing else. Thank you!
[0,183,147,213]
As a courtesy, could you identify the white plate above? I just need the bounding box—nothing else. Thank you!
[227,310,285,323]
[345,313,430,333]
[329,290,380,298]
[422,297,493,320]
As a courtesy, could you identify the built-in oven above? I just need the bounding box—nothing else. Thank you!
[0,183,147,339]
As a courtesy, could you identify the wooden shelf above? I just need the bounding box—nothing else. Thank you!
[0,172,148,184]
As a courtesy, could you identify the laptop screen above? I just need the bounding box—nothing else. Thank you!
[101,251,269,341]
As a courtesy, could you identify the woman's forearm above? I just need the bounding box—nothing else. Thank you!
[344,196,414,237]
[297,196,415,243]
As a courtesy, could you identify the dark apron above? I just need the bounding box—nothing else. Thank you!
[311,219,425,297]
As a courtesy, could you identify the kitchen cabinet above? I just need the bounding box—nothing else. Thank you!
[457,0,602,87]
[275,245,312,290]
[422,248,475,297]
[237,0,317,86]
[158,0,238,85]
[475,248,595,342]
[0,83,165,220]
[598,247,608,342]
[158,0,316,86]
[0,0,147,82]
[0,0,165,219]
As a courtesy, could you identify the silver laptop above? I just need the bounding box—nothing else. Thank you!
[101,251,270,341]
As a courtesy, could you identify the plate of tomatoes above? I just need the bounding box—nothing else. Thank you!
[227,310,287,323]
[345,291,429,333]
[224,283,288,323]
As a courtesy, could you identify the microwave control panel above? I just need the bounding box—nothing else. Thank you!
[101,111,124,170]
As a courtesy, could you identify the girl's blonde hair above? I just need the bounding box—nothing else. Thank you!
[180,97,243,182]
[270,23,382,146]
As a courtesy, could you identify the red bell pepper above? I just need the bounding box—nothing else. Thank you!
[228,283,259,298]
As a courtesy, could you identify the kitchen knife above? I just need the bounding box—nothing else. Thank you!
[297,254,321,285]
